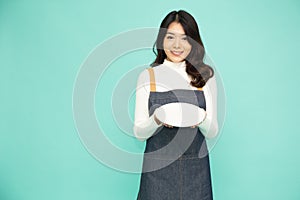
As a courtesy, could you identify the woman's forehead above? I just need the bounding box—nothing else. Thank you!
[166,22,186,35]
[166,31,186,36]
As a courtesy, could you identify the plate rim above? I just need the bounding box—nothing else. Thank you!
[154,102,205,127]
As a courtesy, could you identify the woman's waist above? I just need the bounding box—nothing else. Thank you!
[144,127,206,157]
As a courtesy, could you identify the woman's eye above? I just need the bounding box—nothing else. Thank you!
[166,36,174,39]
[182,37,187,40]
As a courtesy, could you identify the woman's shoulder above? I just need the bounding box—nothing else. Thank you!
[137,67,155,83]
[137,64,165,79]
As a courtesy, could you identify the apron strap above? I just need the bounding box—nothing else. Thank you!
[147,68,156,92]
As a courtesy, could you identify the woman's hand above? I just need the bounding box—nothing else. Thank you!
[162,123,173,128]
[155,111,207,129]
[153,114,161,125]
[154,114,173,128]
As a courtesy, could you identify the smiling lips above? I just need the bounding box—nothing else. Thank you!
[170,50,184,56]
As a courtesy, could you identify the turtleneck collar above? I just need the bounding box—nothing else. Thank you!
[163,58,186,70]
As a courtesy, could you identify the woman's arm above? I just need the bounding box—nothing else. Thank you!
[133,69,162,141]
[198,75,219,138]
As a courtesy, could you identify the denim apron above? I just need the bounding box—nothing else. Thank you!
[137,68,213,200]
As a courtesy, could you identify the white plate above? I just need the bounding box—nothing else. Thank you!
[155,102,206,127]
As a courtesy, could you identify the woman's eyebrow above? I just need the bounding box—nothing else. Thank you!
[166,32,186,36]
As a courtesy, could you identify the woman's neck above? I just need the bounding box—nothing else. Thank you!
[163,58,186,70]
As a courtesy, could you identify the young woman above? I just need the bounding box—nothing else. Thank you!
[134,10,219,200]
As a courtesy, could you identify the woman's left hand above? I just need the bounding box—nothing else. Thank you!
[190,123,200,128]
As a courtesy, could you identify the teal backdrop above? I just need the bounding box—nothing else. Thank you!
[1,0,299,199]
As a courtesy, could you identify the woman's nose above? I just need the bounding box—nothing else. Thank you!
[173,37,181,48]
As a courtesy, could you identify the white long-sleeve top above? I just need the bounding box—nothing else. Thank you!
[133,58,219,141]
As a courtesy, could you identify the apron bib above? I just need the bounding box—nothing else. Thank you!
[137,68,213,200]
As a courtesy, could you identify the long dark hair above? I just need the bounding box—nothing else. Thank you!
[151,10,214,88]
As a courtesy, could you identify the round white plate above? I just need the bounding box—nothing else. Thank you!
[155,102,206,127]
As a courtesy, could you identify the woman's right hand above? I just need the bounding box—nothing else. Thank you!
[154,114,173,128]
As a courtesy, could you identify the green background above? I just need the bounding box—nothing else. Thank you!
[1,0,299,199]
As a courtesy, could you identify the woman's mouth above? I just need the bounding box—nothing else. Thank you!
[170,51,184,56]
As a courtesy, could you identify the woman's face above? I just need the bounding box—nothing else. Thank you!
[163,22,192,63]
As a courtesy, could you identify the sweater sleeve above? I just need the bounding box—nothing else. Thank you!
[198,75,219,138]
[133,69,162,141]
